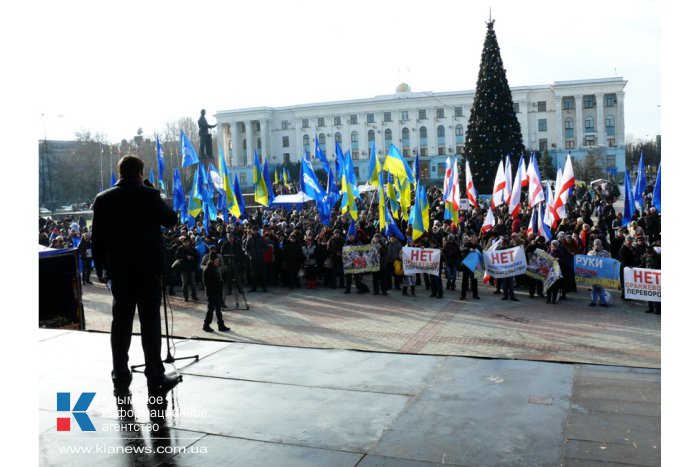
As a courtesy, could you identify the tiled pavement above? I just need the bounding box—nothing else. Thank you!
[81,279,660,369]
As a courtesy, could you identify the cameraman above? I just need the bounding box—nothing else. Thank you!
[220,231,245,295]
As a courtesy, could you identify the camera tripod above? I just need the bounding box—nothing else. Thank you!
[225,261,249,310]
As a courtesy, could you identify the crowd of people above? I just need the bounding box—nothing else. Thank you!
[39,179,661,314]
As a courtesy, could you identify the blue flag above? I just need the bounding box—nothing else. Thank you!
[301,153,331,225]
[156,135,166,190]
[462,250,484,273]
[315,136,331,174]
[180,130,200,168]
[263,159,275,202]
[651,161,661,213]
[634,151,647,210]
[622,170,635,227]
[335,142,345,180]
[172,168,187,223]
[111,172,116,187]
[347,219,357,240]
[149,168,155,184]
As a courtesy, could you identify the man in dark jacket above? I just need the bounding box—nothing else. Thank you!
[202,254,230,332]
[244,226,268,292]
[618,235,637,300]
[175,237,199,301]
[91,155,180,397]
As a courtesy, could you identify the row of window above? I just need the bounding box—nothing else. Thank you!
[535,116,617,133]
[294,108,464,129]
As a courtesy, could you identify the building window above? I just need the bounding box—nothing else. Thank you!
[436,107,445,118]
[255,122,261,132]
[565,140,575,149]
[303,135,310,153]
[400,110,409,121]
[563,98,574,110]
[402,127,410,149]
[240,122,246,133]
[584,136,596,147]
[366,113,375,124]
[284,153,290,165]
[318,134,326,151]
[539,139,548,152]
[239,173,247,185]
[455,125,464,137]
[302,118,309,129]
[583,95,596,108]
[605,95,616,107]
[605,116,615,127]
[334,116,341,126]
[419,126,427,154]
[419,127,427,139]
[383,112,392,122]
[367,130,375,153]
[437,125,445,138]
[350,114,358,125]
[257,138,261,150]
[564,118,574,130]
[608,138,616,147]
[438,147,445,155]
[317,117,325,127]
[437,163,446,178]
[351,131,359,151]
[513,102,519,113]
[537,101,547,112]
[420,148,428,156]
[418,109,427,120]
[352,151,359,159]
[282,136,289,148]
[403,148,411,157]
[454,106,463,117]
[384,129,392,147]
[538,119,547,132]
[335,132,342,144]
[585,117,595,131]
[281,120,290,130]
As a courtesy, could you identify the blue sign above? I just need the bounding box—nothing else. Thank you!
[573,255,620,288]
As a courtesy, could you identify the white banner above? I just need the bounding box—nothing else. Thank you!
[483,246,527,278]
[402,247,441,276]
[623,267,661,302]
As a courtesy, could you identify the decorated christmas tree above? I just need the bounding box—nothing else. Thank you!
[462,18,524,196]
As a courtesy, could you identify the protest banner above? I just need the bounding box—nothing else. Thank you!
[623,267,661,302]
[482,246,527,278]
[342,245,380,274]
[402,247,441,276]
[574,255,620,288]
[525,248,562,292]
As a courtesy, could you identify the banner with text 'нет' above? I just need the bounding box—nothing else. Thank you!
[623,267,661,302]
[401,247,441,276]
[483,246,527,278]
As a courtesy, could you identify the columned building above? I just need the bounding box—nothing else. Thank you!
[215,77,627,188]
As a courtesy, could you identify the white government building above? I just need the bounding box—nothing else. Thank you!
[215,77,627,188]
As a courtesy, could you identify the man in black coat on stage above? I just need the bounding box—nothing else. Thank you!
[91,155,181,397]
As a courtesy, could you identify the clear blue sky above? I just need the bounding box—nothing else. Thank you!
[35,0,660,144]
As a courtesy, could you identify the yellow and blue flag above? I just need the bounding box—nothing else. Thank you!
[383,143,414,184]
[233,173,245,218]
[263,159,275,202]
[368,141,381,187]
[341,150,358,221]
[156,135,166,190]
[253,151,269,207]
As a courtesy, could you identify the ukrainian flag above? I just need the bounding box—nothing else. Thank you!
[368,141,381,187]
[341,151,358,221]
[383,143,414,184]
[253,151,269,207]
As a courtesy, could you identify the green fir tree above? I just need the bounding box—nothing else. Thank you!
[462,19,524,196]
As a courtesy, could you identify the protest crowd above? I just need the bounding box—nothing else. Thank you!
[39,165,661,315]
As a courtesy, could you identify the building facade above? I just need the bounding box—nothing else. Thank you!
[215,77,627,187]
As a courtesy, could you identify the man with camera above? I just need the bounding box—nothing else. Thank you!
[91,155,181,398]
